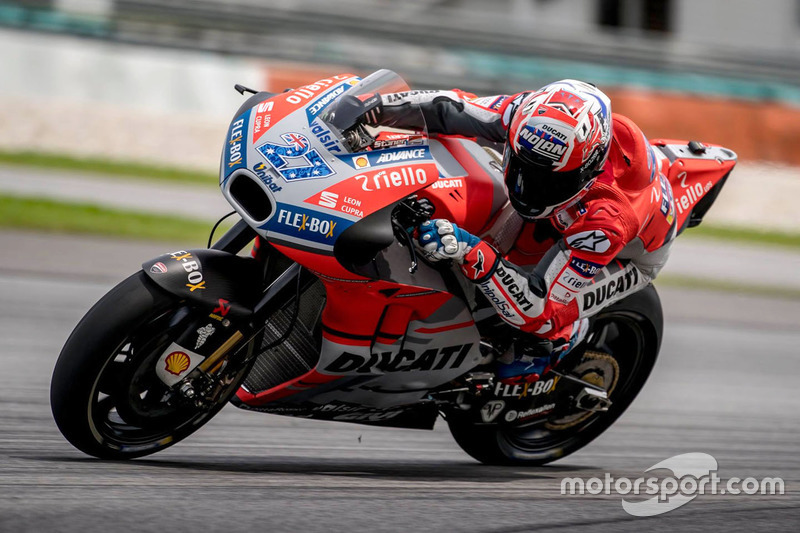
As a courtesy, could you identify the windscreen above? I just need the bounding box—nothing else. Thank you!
[320,69,428,154]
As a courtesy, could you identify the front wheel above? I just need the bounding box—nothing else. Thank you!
[50,272,255,459]
[446,284,663,466]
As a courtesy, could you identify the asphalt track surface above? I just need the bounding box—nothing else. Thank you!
[0,235,798,532]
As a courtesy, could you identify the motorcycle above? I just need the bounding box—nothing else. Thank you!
[50,70,737,464]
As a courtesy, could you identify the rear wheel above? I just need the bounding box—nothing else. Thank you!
[50,272,255,459]
[446,284,663,465]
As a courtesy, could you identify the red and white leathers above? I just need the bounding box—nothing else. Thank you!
[380,86,676,344]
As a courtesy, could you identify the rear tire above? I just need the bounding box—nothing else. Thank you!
[446,284,663,466]
[51,271,253,459]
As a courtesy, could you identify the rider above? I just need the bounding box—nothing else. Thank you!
[341,80,676,384]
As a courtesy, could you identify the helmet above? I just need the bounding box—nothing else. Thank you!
[504,80,612,219]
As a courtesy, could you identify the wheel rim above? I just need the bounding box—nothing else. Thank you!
[86,307,244,454]
[496,312,651,459]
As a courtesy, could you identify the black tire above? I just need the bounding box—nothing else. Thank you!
[50,271,253,459]
[447,284,663,466]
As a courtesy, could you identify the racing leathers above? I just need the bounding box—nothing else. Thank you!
[378,88,676,346]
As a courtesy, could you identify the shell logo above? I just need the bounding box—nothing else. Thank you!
[164,351,191,376]
[353,155,370,169]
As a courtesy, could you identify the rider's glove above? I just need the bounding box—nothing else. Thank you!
[330,93,384,130]
[416,219,480,263]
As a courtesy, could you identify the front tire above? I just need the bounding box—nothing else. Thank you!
[446,284,663,466]
[51,272,252,459]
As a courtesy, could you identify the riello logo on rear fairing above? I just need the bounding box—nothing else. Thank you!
[324,343,474,374]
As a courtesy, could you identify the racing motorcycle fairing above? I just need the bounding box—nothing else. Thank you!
[652,138,737,232]
[142,249,263,317]
[221,70,737,429]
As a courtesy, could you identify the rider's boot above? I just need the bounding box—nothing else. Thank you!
[497,318,590,385]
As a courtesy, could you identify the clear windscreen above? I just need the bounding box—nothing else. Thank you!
[320,69,428,154]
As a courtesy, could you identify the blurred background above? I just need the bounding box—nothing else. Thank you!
[1,0,799,232]
[0,2,798,532]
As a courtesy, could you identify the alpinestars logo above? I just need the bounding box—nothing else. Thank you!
[567,230,611,253]
[471,249,485,278]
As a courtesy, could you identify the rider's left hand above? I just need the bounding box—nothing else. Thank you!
[416,219,480,263]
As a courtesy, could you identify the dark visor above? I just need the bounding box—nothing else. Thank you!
[503,146,594,218]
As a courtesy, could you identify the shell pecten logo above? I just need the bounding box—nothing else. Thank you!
[353,155,371,169]
[164,351,191,376]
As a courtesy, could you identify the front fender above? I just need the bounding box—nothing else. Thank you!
[143,249,263,316]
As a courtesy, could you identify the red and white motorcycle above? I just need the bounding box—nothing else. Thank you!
[51,70,736,465]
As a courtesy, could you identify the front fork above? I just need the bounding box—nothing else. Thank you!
[150,219,310,407]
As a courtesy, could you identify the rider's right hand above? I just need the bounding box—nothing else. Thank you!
[415,219,480,263]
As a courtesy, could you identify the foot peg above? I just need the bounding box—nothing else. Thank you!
[575,386,612,412]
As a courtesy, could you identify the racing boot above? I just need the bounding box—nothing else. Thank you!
[497,318,589,385]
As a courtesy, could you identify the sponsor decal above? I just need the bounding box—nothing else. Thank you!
[481,400,506,423]
[251,162,283,192]
[257,132,336,182]
[430,178,463,190]
[318,191,338,209]
[492,265,536,313]
[658,174,675,224]
[252,100,274,143]
[373,133,423,149]
[675,177,712,215]
[195,324,216,350]
[284,74,355,105]
[518,125,567,161]
[306,83,351,122]
[341,146,432,169]
[489,95,509,111]
[557,268,586,290]
[567,230,611,253]
[169,250,206,292]
[155,342,205,386]
[504,403,557,422]
[570,257,602,278]
[494,376,561,398]
[225,112,249,172]
[539,123,569,142]
[209,299,230,322]
[311,123,343,154]
[309,189,365,218]
[306,161,435,218]
[323,343,474,374]
[355,166,428,192]
[478,281,520,323]
[384,90,439,103]
[150,262,167,274]
[548,283,576,305]
[353,154,371,168]
[269,203,349,245]
[214,299,230,316]
[375,148,427,165]
[582,265,640,312]
[164,352,190,376]
[555,209,575,230]
[333,410,404,422]
[471,249,486,278]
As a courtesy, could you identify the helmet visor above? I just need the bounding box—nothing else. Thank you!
[503,146,594,218]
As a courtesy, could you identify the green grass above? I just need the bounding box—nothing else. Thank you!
[655,274,800,300]
[684,223,800,250]
[0,151,217,186]
[0,194,225,245]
